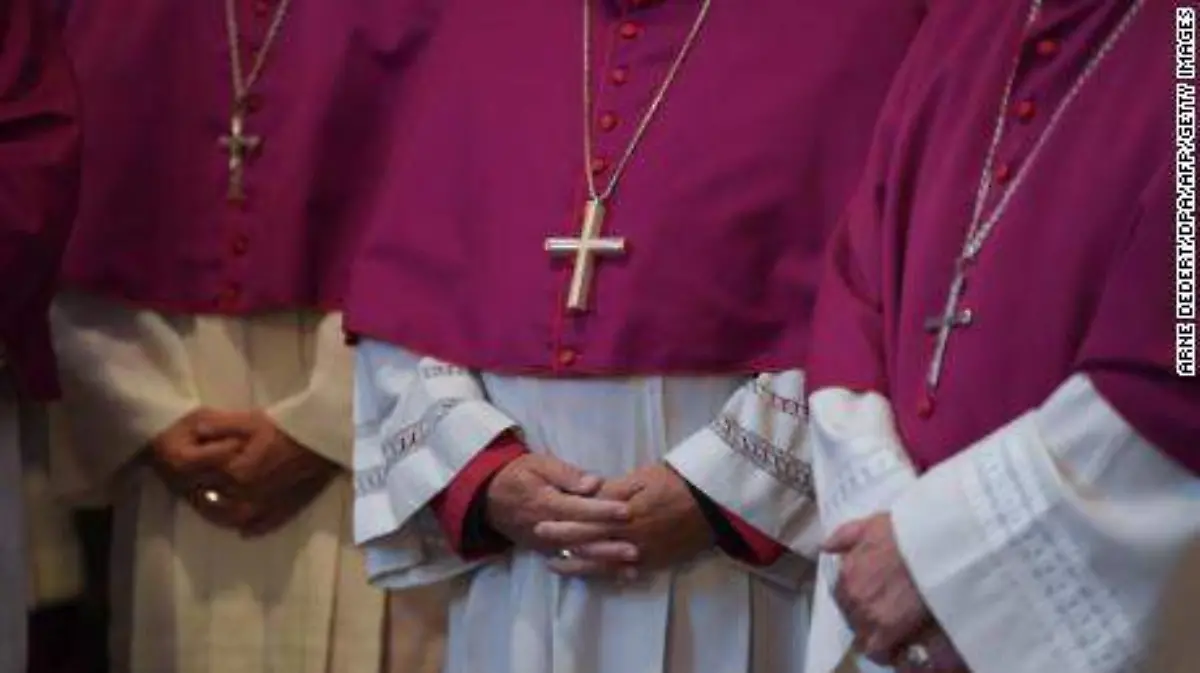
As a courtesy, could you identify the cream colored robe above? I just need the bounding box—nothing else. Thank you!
[48,292,445,673]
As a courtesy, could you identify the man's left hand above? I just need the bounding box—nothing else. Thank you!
[825,513,930,664]
[538,464,714,579]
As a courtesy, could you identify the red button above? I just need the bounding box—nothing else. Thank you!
[994,162,1013,185]
[1035,38,1060,57]
[1014,99,1036,122]
[556,347,578,367]
[610,66,630,86]
[916,392,934,419]
[590,156,610,175]
[598,112,619,132]
[218,282,242,307]
[618,21,641,39]
[231,233,249,256]
[253,0,272,16]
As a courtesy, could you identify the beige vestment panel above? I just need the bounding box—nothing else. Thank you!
[50,293,444,673]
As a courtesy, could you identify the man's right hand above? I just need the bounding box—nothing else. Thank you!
[147,409,251,529]
[484,454,635,559]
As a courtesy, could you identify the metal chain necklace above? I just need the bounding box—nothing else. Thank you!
[545,0,714,311]
[218,0,294,202]
[921,0,1147,408]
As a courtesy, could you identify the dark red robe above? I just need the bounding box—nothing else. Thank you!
[0,0,81,399]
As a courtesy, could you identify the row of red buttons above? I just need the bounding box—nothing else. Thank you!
[219,230,248,307]
[592,66,631,165]
[990,37,1061,188]
[585,22,650,176]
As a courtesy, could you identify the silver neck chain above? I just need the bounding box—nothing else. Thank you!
[224,0,293,108]
[582,0,713,203]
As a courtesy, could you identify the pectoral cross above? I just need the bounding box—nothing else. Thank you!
[218,111,261,203]
[545,198,627,312]
[922,265,975,393]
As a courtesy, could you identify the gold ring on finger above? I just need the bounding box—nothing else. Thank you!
[199,488,223,506]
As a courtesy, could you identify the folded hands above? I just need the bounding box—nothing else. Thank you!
[483,454,714,581]
[148,408,339,537]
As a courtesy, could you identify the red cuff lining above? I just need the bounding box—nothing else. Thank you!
[429,436,528,556]
[719,506,787,566]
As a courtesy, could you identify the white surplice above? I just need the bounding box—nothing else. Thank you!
[47,293,446,673]
[804,375,1200,673]
[354,339,822,673]
[0,375,26,673]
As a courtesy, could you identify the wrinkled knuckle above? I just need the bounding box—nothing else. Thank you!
[840,582,861,606]
[849,578,873,603]
[865,606,888,632]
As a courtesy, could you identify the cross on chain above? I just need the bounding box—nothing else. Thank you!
[218,111,261,202]
[545,198,626,312]
[911,0,1147,418]
[923,263,975,394]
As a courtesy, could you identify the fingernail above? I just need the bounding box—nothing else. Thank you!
[623,547,639,561]
[622,567,639,581]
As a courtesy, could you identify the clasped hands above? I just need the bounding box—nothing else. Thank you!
[148,408,338,537]
[483,454,715,580]
[825,514,969,672]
